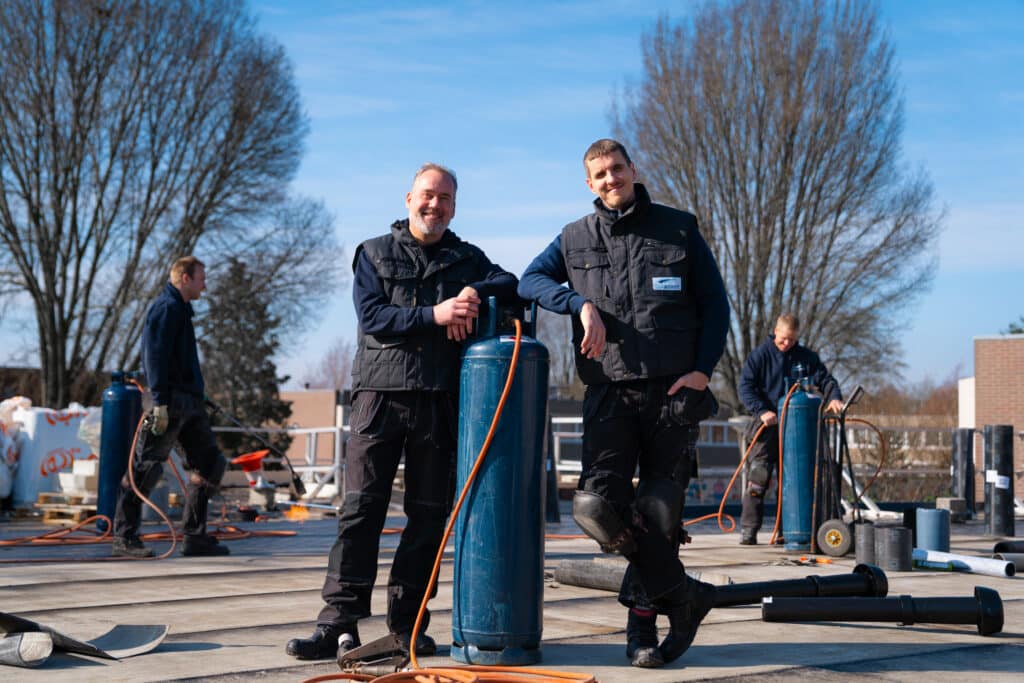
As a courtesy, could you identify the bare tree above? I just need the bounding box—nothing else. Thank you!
[301,337,355,391]
[0,0,309,405]
[614,0,942,410]
[196,196,346,349]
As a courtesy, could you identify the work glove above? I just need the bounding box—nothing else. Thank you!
[150,405,169,436]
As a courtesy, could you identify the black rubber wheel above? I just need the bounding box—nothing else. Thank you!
[817,519,853,556]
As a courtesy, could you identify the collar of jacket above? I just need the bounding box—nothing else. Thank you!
[164,281,195,317]
[592,183,652,234]
[389,219,470,278]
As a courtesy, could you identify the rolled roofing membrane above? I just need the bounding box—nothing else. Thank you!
[912,548,1015,578]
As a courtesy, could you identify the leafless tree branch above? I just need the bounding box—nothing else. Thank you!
[614,0,942,409]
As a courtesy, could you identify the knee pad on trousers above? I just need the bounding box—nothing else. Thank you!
[191,452,226,495]
[747,460,770,490]
[635,478,685,540]
[572,490,635,555]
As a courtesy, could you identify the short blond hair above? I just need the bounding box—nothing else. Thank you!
[776,313,800,332]
[170,256,205,286]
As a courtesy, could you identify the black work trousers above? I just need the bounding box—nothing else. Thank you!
[318,390,457,635]
[579,378,700,610]
[740,422,780,533]
[113,393,225,540]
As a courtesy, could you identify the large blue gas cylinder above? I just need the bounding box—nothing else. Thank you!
[779,385,822,551]
[97,371,143,531]
[451,301,549,666]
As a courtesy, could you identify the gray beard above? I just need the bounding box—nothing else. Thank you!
[410,212,449,238]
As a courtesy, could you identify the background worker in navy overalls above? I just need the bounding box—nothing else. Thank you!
[286,163,519,662]
[738,313,844,545]
[518,139,730,668]
[112,256,230,558]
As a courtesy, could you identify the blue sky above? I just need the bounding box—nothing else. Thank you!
[254,0,1023,389]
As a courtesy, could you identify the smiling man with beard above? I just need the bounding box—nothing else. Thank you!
[286,163,519,663]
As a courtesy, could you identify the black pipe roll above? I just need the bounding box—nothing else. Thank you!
[983,425,994,523]
[993,540,1024,553]
[874,525,912,571]
[762,586,1003,636]
[854,521,875,565]
[713,563,887,607]
[989,425,1015,537]
[952,428,975,517]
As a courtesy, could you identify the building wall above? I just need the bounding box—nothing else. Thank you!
[972,335,1024,505]
[280,389,342,467]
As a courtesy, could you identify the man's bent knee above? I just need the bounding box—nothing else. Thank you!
[190,452,226,495]
[635,478,685,541]
[572,490,635,555]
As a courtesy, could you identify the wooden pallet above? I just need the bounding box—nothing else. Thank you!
[35,494,97,525]
[37,491,88,506]
[40,505,96,525]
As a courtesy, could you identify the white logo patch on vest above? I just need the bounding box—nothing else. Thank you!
[652,276,682,292]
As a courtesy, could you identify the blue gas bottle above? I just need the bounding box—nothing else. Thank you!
[779,373,822,551]
[97,371,143,531]
[451,299,549,666]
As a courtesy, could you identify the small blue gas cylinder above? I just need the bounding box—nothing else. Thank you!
[97,371,142,531]
[451,300,549,666]
[779,383,822,551]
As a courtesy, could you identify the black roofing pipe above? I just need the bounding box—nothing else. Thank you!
[994,540,1024,553]
[713,564,887,607]
[988,425,1015,537]
[761,586,1003,636]
[952,428,975,518]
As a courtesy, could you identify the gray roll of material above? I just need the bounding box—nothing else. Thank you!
[994,540,1024,554]
[916,508,951,552]
[992,553,1024,573]
[912,548,1016,578]
[854,521,875,565]
[874,525,912,571]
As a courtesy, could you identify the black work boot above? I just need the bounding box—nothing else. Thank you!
[286,624,359,660]
[396,630,437,657]
[739,529,757,546]
[111,535,154,558]
[625,609,664,668]
[659,580,716,663]
[182,534,231,557]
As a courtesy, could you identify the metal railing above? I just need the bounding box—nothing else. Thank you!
[213,425,348,501]
[550,416,959,482]
[214,416,964,502]
[550,417,740,479]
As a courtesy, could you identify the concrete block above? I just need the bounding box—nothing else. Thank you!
[936,496,968,522]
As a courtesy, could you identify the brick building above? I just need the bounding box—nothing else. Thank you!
[961,334,1024,505]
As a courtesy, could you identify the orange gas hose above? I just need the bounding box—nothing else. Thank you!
[302,319,596,683]
[0,380,295,562]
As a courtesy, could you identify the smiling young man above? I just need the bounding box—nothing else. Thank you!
[286,163,519,663]
[518,139,730,667]
[737,313,844,545]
